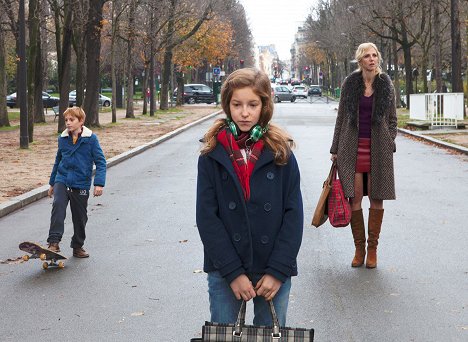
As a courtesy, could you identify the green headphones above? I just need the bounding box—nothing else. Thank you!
[226,119,268,142]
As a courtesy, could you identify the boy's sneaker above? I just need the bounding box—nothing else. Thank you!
[48,242,60,253]
[73,247,89,258]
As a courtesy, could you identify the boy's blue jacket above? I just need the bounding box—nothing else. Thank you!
[196,143,304,284]
[49,126,106,190]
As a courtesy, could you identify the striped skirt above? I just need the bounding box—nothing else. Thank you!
[355,138,371,173]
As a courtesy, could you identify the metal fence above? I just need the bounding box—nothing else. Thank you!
[410,93,464,128]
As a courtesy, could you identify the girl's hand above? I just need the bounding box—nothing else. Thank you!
[330,154,337,162]
[255,274,282,301]
[48,186,54,198]
[94,186,104,197]
[230,274,256,301]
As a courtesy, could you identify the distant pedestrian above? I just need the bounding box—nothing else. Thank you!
[47,107,106,258]
[146,87,150,104]
[196,68,304,326]
[330,42,397,268]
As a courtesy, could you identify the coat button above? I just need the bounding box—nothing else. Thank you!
[260,235,269,244]
[291,262,297,268]
[266,172,275,180]
[264,202,272,212]
[229,202,236,210]
[233,233,241,242]
[214,260,221,268]
[222,172,228,180]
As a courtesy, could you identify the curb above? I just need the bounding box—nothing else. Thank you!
[0,110,223,219]
[398,128,468,155]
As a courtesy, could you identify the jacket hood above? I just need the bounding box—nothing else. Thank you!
[60,126,92,138]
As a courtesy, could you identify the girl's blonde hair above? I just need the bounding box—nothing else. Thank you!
[200,68,294,165]
[355,42,382,75]
[63,106,86,122]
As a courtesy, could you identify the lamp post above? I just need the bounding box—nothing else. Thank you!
[18,0,28,149]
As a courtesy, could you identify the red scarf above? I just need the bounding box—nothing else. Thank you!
[217,128,264,200]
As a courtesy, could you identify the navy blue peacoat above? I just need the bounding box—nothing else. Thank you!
[196,143,304,284]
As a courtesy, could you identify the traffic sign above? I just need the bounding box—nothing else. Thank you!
[213,67,221,75]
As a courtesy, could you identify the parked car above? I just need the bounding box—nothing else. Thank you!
[68,90,111,107]
[173,84,215,104]
[292,85,308,98]
[272,85,296,103]
[6,92,59,109]
[308,85,322,97]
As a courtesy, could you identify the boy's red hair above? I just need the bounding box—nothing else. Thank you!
[63,107,86,122]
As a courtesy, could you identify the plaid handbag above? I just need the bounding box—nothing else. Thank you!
[328,166,351,228]
[199,300,314,341]
[311,162,335,228]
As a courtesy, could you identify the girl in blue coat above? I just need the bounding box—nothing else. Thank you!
[196,68,304,326]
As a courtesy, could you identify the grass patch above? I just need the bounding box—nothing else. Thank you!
[0,124,19,131]
[7,111,20,120]
[397,108,410,128]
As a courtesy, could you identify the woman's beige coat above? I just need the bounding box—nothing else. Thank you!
[330,71,397,200]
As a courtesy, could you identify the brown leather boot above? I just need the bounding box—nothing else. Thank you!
[73,247,89,258]
[366,208,384,268]
[350,209,366,267]
[48,242,60,253]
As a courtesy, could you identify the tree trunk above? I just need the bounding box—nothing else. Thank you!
[83,0,107,127]
[176,69,184,106]
[125,0,136,118]
[392,28,401,108]
[72,1,89,108]
[0,29,10,127]
[57,0,73,132]
[160,46,173,110]
[451,0,463,92]
[433,0,442,93]
[110,0,118,123]
[27,0,40,142]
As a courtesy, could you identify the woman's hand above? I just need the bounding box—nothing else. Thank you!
[48,185,54,198]
[255,274,282,301]
[230,274,256,301]
[330,154,337,162]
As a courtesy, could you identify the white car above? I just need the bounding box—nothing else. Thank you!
[292,85,308,99]
[68,90,111,107]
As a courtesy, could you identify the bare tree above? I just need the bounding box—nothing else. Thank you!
[83,0,110,127]
[450,0,463,92]
[0,21,10,127]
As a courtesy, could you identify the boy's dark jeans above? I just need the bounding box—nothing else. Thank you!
[47,183,89,248]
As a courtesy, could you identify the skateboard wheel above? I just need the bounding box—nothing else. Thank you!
[42,262,48,270]
[22,255,30,261]
[40,253,47,261]
[58,261,64,268]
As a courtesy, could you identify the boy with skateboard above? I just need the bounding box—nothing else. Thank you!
[47,107,106,258]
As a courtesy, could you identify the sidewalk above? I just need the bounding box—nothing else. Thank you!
[397,127,468,155]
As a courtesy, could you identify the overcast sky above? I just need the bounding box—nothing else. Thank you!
[238,0,317,61]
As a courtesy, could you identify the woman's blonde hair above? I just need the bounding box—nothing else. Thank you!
[355,42,382,75]
[200,68,294,165]
[63,106,86,122]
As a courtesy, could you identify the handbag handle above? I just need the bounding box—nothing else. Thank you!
[233,300,281,339]
[325,161,336,187]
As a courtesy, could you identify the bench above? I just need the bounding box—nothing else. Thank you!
[52,106,59,121]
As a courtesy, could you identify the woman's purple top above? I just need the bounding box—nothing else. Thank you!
[359,94,373,138]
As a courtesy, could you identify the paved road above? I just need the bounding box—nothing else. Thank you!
[0,99,467,341]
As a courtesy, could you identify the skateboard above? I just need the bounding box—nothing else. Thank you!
[19,241,67,269]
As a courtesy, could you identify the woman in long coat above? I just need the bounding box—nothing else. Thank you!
[330,42,397,268]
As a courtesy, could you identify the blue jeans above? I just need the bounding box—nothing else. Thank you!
[207,272,291,326]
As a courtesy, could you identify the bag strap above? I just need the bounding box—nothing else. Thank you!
[233,300,281,339]
[326,161,336,186]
